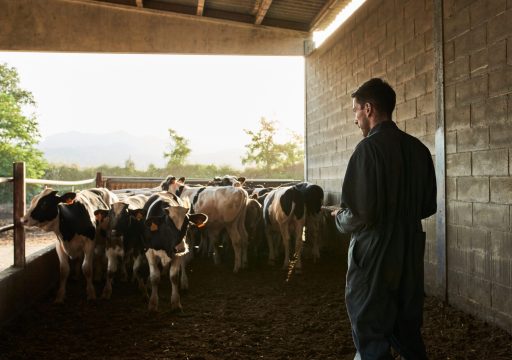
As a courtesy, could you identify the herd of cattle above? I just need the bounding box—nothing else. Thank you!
[20,175,326,312]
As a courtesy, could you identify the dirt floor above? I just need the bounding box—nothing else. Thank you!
[0,245,511,360]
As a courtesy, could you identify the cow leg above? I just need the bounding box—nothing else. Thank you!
[226,225,242,273]
[102,246,120,299]
[265,228,276,266]
[169,258,182,312]
[133,253,148,298]
[82,239,96,301]
[209,229,223,266]
[55,241,70,303]
[180,252,191,291]
[279,225,291,271]
[146,250,161,311]
[238,218,249,269]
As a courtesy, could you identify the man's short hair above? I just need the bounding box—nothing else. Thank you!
[351,78,396,118]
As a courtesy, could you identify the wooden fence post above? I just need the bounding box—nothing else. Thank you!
[13,162,26,267]
[96,172,103,188]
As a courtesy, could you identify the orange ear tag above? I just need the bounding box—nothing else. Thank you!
[197,222,206,229]
[66,199,74,205]
[150,223,158,231]
[95,213,102,221]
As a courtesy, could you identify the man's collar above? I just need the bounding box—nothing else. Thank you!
[368,120,397,137]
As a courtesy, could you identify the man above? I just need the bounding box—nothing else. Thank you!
[332,78,437,359]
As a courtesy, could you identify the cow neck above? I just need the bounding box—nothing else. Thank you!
[190,187,206,214]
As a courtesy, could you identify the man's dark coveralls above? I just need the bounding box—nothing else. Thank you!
[334,121,437,360]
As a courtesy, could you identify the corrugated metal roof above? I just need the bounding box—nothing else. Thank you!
[93,0,352,33]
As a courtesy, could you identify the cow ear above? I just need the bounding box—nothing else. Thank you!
[94,209,109,222]
[178,177,186,183]
[60,192,77,205]
[238,177,246,184]
[251,193,258,199]
[188,213,208,228]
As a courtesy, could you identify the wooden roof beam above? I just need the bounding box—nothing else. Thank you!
[196,0,205,16]
[309,0,339,31]
[254,0,273,25]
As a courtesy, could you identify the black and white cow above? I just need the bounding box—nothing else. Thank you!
[94,193,149,299]
[263,185,306,272]
[293,182,324,263]
[207,175,246,188]
[21,187,117,302]
[167,177,249,273]
[143,192,207,312]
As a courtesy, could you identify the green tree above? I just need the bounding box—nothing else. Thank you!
[242,117,304,178]
[242,117,282,177]
[0,63,46,178]
[164,128,191,167]
[124,156,136,174]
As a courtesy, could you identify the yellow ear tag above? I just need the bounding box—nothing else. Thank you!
[150,223,158,231]
[136,213,144,221]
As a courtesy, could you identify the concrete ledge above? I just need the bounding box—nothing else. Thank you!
[0,245,58,328]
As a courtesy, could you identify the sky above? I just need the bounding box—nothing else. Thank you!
[0,52,305,168]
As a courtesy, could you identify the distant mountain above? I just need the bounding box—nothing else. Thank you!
[37,131,244,170]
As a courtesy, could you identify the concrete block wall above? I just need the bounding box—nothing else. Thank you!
[305,0,437,285]
[443,0,512,331]
[306,0,512,333]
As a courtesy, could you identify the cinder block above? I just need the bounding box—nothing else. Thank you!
[473,202,509,231]
[453,200,474,225]
[445,56,470,84]
[454,24,486,58]
[471,96,507,127]
[416,93,434,117]
[444,7,470,42]
[447,152,471,176]
[457,126,489,152]
[473,149,508,176]
[469,0,507,28]
[405,116,426,137]
[488,8,512,43]
[491,283,512,317]
[378,34,395,59]
[489,68,512,97]
[396,99,417,120]
[508,38,512,65]
[445,84,456,109]
[491,253,512,287]
[405,36,425,62]
[490,177,512,204]
[446,105,470,131]
[455,75,488,105]
[488,40,507,70]
[396,61,416,84]
[415,49,433,75]
[457,176,489,202]
[447,176,457,199]
[490,123,512,148]
[448,245,467,272]
[405,75,427,100]
[425,113,436,135]
[470,49,488,76]
[467,276,491,307]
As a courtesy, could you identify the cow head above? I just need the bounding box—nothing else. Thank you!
[21,188,77,229]
[144,195,207,256]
